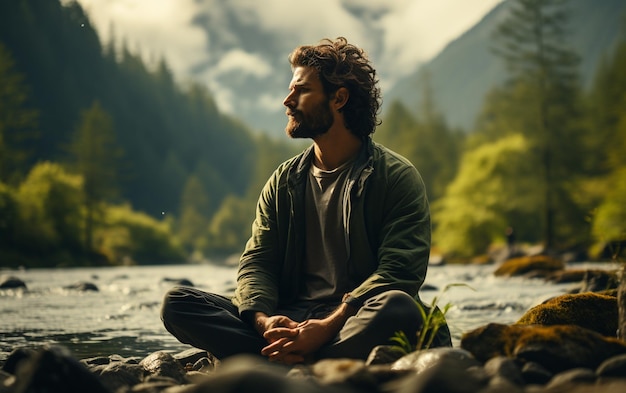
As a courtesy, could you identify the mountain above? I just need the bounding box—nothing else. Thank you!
[0,0,257,217]
[384,0,626,132]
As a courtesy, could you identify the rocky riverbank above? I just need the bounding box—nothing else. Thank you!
[1,255,625,392]
[1,329,626,393]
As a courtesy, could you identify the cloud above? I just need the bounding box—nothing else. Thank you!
[68,0,503,132]
[211,49,272,79]
[376,0,503,84]
[71,0,209,79]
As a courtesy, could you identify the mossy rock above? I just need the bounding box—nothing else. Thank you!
[493,255,565,278]
[545,269,589,284]
[461,323,626,373]
[516,292,617,337]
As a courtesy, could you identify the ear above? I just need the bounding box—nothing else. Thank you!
[332,87,349,111]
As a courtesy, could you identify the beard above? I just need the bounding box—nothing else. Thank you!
[285,99,334,139]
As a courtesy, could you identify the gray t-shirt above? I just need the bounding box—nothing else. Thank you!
[301,159,354,301]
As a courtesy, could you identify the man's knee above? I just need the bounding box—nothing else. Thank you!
[371,290,421,318]
[160,286,190,324]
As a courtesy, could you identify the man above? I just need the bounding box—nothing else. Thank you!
[161,37,450,364]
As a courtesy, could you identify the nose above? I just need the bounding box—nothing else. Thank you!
[283,90,295,108]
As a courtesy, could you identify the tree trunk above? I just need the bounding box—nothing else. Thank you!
[617,263,626,341]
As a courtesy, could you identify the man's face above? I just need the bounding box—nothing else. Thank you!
[283,66,334,139]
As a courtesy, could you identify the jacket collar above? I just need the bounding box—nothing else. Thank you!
[289,137,374,197]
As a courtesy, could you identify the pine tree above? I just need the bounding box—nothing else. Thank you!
[492,0,584,249]
[67,101,123,254]
[0,43,38,184]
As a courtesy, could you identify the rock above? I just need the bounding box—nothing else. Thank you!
[3,342,626,393]
[546,268,590,284]
[391,347,480,373]
[483,356,525,386]
[0,276,26,290]
[365,345,404,365]
[140,351,186,383]
[97,361,144,391]
[461,323,626,374]
[493,255,564,278]
[310,358,378,390]
[546,368,596,389]
[181,355,337,393]
[192,357,216,374]
[173,348,219,373]
[10,345,109,393]
[161,277,194,287]
[1,347,36,374]
[0,369,13,390]
[597,353,626,378]
[580,269,620,292]
[126,379,178,393]
[520,361,553,385]
[393,358,488,393]
[484,374,524,393]
[516,292,618,337]
[63,281,99,291]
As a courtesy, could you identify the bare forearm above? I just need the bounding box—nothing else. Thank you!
[252,311,270,336]
[322,302,357,337]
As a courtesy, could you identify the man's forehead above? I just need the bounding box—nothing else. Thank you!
[290,66,319,85]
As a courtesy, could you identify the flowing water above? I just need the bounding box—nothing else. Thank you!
[0,261,617,363]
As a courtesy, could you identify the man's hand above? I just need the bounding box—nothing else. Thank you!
[261,318,335,363]
[252,312,299,337]
[260,302,356,364]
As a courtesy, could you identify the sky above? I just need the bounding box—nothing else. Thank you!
[67,0,503,132]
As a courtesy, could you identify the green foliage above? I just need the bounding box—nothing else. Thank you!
[433,134,540,257]
[584,25,626,260]
[587,37,626,173]
[0,161,185,266]
[177,175,212,252]
[205,195,255,256]
[376,94,463,201]
[0,181,18,244]
[66,100,123,253]
[0,0,256,221]
[591,168,626,258]
[490,0,585,249]
[391,283,473,354]
[14,162,84,262]
[0,42,38,184]
[98,203,185,265]
[68,101,122,203]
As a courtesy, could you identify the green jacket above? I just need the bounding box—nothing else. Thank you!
[233,138,431,316]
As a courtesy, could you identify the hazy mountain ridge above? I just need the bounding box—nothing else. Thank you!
[385,0,626,131]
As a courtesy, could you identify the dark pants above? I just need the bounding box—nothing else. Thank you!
[160,287,451,360]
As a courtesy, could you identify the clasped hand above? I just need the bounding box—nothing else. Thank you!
[260,317,333,364]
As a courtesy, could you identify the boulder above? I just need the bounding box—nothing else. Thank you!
[63,281,99,291]
[461,323,626,373]
[9,345,109,393]
[173,348,218,372]
[139,350,186,383]
[579,269,620,292]
[0,275,26,290]
[161,277,194,287]
[546,269,590,284]
[1,347,36,374]
[493,255,565,278]
[182,354,336,393]
[391,347,480,373]
[516,292,618,337]
[96,361,144,391]
[365,345,405,365]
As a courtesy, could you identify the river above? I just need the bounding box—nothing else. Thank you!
[0,261,616,362]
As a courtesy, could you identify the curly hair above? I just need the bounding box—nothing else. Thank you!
[288,37,382,137]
